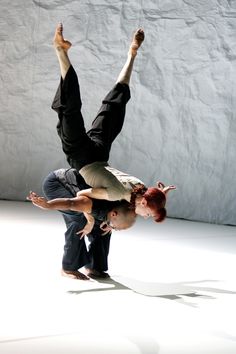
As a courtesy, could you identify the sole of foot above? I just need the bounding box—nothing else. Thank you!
[129,28,145,56]
[53,23,72,51]
[61,269,89,280]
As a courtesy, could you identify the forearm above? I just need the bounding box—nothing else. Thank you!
[83,212,95,228]
[46,198,76,210]
[28,192,92,212]
[45,196,92,212]
[29,195,93,213]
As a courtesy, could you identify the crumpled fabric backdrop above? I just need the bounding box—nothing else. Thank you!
[0,0,235,225]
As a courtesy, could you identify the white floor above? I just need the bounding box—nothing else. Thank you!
[0,200,236,354]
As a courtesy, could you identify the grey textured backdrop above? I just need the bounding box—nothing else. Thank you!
[0,0,236,225]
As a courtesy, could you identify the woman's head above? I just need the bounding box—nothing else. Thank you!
[135,187,166,221]
[134,182,176,222]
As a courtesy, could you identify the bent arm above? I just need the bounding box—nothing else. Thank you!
[47,196,93,212]
[27,191,92,213]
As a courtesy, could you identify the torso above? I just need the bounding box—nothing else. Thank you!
[79,161,145,201]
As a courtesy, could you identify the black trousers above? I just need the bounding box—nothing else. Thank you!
[43,172,110,272]
[51,65,131,171]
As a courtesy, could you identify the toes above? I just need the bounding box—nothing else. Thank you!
[56,23,63,35]
[136,29,145,40]
[137,28,144,34]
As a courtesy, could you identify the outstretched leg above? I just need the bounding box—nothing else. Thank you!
[116,28,145,85]
[52,24,96,171]
[86,28,145,162]
[53,23,72,79]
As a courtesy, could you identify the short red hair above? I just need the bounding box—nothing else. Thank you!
[143,187,166,223]
[153,207,166,223]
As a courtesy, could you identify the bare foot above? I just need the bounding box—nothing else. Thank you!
[53,23,72,51]
[61,269,89,280]
[129,28,145,57]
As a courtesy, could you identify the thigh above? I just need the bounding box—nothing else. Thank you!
[52,66,97,170]
[43,172,73,200]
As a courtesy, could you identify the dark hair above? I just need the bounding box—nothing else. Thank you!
[153,207,166,223]
[130,184,148,209]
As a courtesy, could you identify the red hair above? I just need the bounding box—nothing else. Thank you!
[143,187,166,223]
[130,184,148,208]
[130,185,168,223]
[153,207,166,223]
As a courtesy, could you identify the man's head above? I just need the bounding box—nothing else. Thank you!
[107,202,137,231]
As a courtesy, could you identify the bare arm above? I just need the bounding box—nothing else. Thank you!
[156,181,176,194]
[27,191,92,213]
[76,212,95,239]
[76,187,110,200]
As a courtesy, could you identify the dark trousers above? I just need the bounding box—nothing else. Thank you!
[51,65,131,171]
[43,172,110,272]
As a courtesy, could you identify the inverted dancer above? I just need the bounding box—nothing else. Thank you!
[30,24,175,235]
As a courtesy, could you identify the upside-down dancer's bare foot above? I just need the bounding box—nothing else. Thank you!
[53,23,72,51]
[129,28,145,57]
[61,269,89,280]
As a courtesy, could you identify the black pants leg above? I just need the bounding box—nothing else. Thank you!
[51,66,131,170]
[86,82,131,161]
[42,171,110,271]
[86,223,111,272]
[42,172,89,270]
[61,212,91,270]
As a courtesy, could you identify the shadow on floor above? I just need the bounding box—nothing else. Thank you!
[68,276,236,308]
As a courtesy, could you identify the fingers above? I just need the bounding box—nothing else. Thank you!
[100,224,113,234]
[163,185,177,194]
[101,229,112,236]
[27,191,40,201]
[76,230,86,239]
[166,185,176,190]
[156,182,176,193]
[169,185,176,190]
[27,191,36,200]
[156,181,165,189]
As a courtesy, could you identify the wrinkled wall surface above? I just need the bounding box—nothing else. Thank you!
[0,0,236,225]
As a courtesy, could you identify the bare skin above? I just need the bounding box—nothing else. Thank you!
[61,269,89,280]
[116,28,145,85]
[53,23,72,79]
[27,191,136,233]
[27,191,92,213]
[129,28,145,57]
[53,23,145,84]
[53,23,71,51]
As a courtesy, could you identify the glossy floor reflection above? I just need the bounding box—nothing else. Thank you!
[0,201,235,353]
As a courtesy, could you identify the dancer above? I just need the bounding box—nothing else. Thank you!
[30,24,175,235]
[53,23,175,213]
[28,167,136,280]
